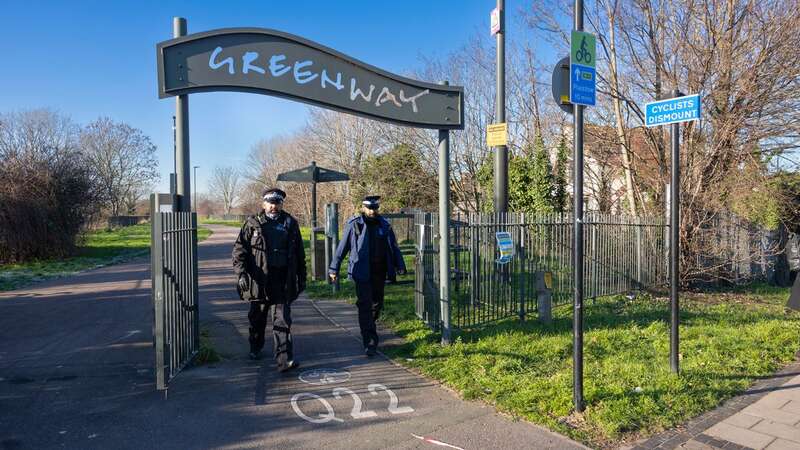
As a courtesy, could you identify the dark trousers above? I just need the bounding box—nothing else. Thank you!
[248,268,292,364]
[355,267,387,349]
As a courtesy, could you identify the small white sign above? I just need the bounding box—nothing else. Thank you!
[490,8,501,35]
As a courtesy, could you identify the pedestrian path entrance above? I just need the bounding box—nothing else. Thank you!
[152,20,465,390]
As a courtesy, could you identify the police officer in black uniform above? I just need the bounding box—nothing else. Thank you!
[329,196,406,357]
[232,188,306,372]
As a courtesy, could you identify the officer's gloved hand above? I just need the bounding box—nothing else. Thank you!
[237,273,250,295]
[397,268,407,275]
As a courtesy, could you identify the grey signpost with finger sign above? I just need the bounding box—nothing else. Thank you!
[645,91,701,374]
[277,162,349,280]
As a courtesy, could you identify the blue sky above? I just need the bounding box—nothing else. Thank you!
[0,0,549,193]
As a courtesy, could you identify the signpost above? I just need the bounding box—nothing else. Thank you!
[278,162,349,281]
[486,123,508,147]
[569,30,596,107]
[493,0,508,213]
[571,0,589,414]
[645,91,700,374]
[551,56,573,115]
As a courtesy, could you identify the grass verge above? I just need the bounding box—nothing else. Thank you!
[199,218,245,227]
[0,223,213,291]
[308,262,799,447]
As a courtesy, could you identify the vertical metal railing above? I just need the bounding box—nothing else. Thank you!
[152,211,199,391]
[413,212,668,331]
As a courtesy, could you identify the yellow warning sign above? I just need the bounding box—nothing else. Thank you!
[486,123,508,147]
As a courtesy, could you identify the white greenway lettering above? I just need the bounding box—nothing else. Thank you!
[399,89,429,113]
[293,60,319,84]
[209,47,235,74]
[269,54,292,77]
[206,46,434,115]
[291,393,343,424]
[332,387,377,419]
[350,78,375,102]
[242,52,265,74]
[368,384,414,414]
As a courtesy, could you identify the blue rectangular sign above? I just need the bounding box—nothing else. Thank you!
[645,94,700,127]
[570,64,596,106]
[495,231,513,264]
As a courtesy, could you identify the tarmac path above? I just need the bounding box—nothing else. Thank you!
[0,224,585,450]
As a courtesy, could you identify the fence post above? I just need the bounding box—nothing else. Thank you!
[518,215,526,321]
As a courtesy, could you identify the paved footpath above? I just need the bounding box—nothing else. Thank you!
[628,357,800,450]
[0,224,585,450]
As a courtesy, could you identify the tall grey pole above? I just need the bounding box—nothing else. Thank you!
[174,17,190,212]
[193,165,199,213]
[311,161,318,228]
[439,82,452,345]
[494,0,508,212]
[172,116,176,196]
[332,202,340,293]
[573,0,585,413]
[670,89,680,374]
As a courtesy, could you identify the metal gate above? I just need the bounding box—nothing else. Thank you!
[151,194,199,391]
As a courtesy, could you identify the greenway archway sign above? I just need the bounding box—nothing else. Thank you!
[152,18,464,390]
[157,28,464,129]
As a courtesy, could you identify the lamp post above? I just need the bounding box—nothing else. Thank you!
[193,165,199,213]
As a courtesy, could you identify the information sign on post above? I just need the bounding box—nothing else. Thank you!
[570,30,596,107]
[486,122,508,147]
[490,8,501,35]
[644,91,699,375]
[495,231,513,264]
[645,94,701,127]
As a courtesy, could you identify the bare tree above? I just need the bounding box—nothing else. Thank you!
[209,166,241,215]
[0,109,100,262]
[80,117,159,216]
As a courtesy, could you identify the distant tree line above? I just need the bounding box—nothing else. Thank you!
[0,109,159,263]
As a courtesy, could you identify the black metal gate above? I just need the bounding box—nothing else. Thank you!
[414,212,668,332]
[151,194,199,391]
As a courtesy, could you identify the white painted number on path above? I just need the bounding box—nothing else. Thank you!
[291,384,414,424]
[291,393,343,424]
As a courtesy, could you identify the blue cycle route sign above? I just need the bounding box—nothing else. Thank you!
[570,31,596,107]
[645,94,701,127]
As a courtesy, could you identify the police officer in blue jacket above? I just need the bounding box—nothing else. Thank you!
[329,196,406,357]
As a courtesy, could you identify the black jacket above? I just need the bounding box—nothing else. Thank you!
[232,211,306,302]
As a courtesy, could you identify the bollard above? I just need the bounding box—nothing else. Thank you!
[536,271,553,325]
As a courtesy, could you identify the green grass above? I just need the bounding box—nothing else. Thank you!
[0,223,213,291]
[308,261,800,447]
[176,218,800,445]
[195,327,222,365]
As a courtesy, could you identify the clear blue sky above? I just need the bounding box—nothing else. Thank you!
[0,0,551,193]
